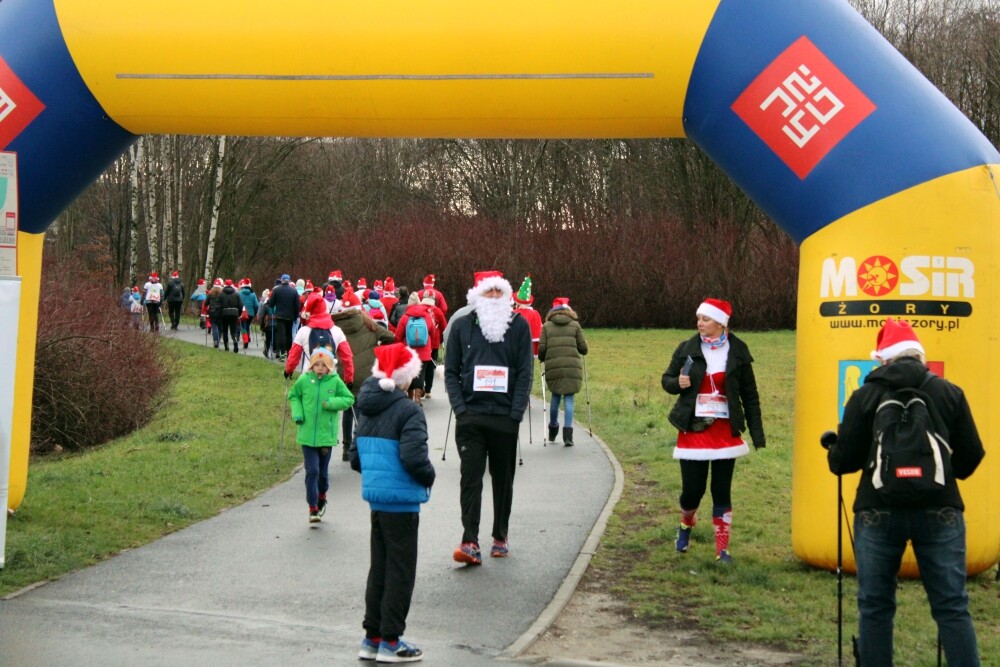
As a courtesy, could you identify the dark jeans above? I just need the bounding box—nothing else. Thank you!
[275,318,294,356]
[455,415,518,544]
[301,446,332,508]
[364,511,419,639]
[423,349,439,393]
[167,301,182,329]
[219,316,240,350]
[678,458,735,511]
[854,507,979,667]
[145,302,161,332]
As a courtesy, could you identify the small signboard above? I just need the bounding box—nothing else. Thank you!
[0,151,16,277]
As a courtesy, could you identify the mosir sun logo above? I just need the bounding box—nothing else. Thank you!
[821,255,975,298]
[0,55,45,150]
[732,36,876,179]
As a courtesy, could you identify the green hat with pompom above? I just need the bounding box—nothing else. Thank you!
[513,275,534,305]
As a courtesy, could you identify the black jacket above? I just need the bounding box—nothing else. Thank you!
[219,286,243,318]
[444,311,533,423]
[163,278,185,302]
[828,356,984,511]
[661,333,766,448]
[268,283,301,320]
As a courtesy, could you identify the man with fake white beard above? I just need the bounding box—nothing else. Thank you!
[444,271,533,565]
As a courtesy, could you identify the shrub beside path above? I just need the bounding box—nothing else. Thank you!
[0,325,618,666]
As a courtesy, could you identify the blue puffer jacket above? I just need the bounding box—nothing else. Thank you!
[350,376,435,512]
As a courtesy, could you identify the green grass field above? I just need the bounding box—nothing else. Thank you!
[3,330,996,665]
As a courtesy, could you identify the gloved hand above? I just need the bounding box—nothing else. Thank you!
[294,418,303,425]
[346,381,354,390]
[283,370,292,379]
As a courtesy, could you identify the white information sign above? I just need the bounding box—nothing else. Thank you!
[0,152,17,277]
[0,276,22,568]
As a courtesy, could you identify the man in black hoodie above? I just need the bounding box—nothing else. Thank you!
[828,318,984,666]
[444,271,532,566]
[218,279,244,353]
[163,270,186,331]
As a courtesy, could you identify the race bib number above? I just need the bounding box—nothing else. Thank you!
[695,393,730,419]
[473,365,509,392]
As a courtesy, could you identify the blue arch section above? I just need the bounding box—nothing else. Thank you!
[0,0,135,234]
[684,0,1000,243]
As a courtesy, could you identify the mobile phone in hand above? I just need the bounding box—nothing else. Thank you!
[681,355,693,376]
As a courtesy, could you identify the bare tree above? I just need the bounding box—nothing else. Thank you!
[202,135,227,279]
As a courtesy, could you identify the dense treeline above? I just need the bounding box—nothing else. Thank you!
[47,0,998,330]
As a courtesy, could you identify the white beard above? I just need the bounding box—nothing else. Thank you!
[474,296,513,343]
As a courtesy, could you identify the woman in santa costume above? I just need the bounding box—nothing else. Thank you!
[660,298,766,564]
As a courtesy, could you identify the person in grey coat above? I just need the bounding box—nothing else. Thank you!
[537,297,588,446]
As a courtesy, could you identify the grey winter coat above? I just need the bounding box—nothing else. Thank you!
[537,308,588,396]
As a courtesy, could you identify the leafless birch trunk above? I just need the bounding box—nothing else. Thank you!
[202,135,227,280]
[128,139,143,284]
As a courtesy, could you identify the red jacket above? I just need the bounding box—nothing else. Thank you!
[394,304,435,361]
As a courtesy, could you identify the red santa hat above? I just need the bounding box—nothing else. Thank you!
[372,343,422,391]
[872,317,925,362]
[423,274,436,288]
[344,279,353,291]
[384,277,396,293]
[213,278,224,287]
[340,288,363,312]
[302,292,333,329]
[357,277,367,290]
[373,279,383,291]
[170,271,179,278]
[328,270,343,283]
[131,286,140,293]
[242,277,252,288]
[237,278,248,288]
[150,271,159,279]
[224,279,234,287]
[696,298,732,327]
[305,279,314,291]
[196,278,205,286]
[466,270,511,303]
[551,297,570,310]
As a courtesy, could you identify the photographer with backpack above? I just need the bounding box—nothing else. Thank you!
[827,318,984,667]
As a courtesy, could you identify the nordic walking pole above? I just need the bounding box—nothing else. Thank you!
[517,435,523,466]
[539,361,547,446]
[583,356,593,437]
[278,376,290,471]
[442,408,453,461]
[820,430,844,667]
[526,364,534,448]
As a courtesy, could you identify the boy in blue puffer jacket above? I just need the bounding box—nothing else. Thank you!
[349,343,435,664]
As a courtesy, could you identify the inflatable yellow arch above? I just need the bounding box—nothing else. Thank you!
[1,0,997,575]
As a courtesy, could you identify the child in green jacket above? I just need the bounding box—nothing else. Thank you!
[288,347,355,523]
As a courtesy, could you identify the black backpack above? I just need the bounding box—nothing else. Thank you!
[308,327,334,357]
[869,373,952,504]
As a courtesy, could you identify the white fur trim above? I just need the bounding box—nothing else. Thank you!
[673,442,749,460]
[873,341,925,362]
[696,303,730,327]
[466,276,512,304]
[392,350,423,388]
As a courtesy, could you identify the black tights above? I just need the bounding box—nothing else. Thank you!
[678,458,735,511]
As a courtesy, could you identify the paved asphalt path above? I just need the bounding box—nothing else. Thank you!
[1,323,620,666]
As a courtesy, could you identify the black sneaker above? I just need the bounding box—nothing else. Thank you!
[376,638,423,662]
[317,498,327,517]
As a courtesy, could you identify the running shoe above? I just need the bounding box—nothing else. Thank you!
[675,525,692,553]
[490,539,509,558]
[716,549,733,564]
[358,636,381,660]
[452,542,482,565]
[376,638,423,663]
[309,509,321,524]
[317,497,327,518]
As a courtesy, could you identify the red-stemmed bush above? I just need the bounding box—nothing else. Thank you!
[31,253,175,454]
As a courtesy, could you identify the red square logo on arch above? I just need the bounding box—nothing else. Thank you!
[0,56,45,150]
[732,36,875,180]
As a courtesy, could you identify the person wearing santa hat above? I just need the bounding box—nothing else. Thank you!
[381,277,399,322]
[444,270,532,564]
[827,317,983,666]
[288,347,355,523]
[538,296,588,446]
[190,278,208,321]
[218,279,244,353]
[349,343,435,663]
[512,276,543,357]
[142,272,164,333]
[203,280,224,346]
[356,277,368,300]
[163,270,186,331]
[332,288,395,461]
[661,298,766,565]
[419,274,448,316]
[237,278,259,350]
[284,290,354,385]
[393,295,438,405]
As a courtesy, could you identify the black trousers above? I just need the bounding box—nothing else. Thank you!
[423,349,439,393]
[456,416,518,544]
[274,318,293,355]
[364,511,419,639]
[145,302,161,331]
[679,458,736,511]
[342,407,355,448]
[219,316,240,349]
[167,301,183,329]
